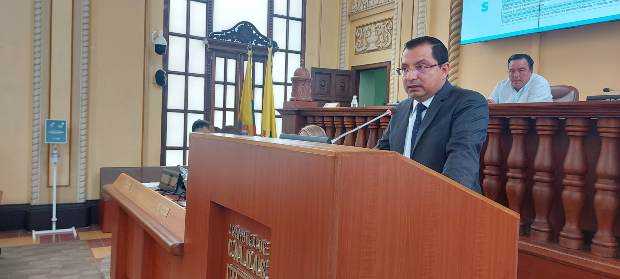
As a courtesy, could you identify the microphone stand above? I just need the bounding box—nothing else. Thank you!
[331,110,391,144]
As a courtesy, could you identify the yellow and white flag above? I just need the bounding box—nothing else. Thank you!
[261,47,277,138]
[239,49,255,136]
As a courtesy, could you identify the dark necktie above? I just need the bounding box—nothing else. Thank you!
[410,102,427,158]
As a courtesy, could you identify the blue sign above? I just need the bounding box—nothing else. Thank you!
[45,119,67,144]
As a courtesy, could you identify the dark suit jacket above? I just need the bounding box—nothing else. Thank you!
[376,81,489,193]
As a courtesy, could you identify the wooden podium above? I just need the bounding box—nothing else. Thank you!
[105,133,519,278]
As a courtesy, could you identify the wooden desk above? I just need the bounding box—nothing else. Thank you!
[99,166,181,232]
[281,102,620,278]
[105,134,518,278]
[104,174,185,278]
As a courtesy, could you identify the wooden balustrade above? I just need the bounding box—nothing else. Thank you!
[591,118,620,258]
[530,118,558,242]
[482,118,505,203]
[506,118,530,234]
[333,116,344,145]
[343,116,356,146]
[354,116,368,147]
[281,102,620,269]
[367,119,379,148]
[324,116,335,138]
[559,118,590,250]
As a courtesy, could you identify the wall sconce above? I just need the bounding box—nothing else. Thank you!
[151,31,167,55]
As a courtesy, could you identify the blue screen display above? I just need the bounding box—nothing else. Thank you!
[461,0,620,44]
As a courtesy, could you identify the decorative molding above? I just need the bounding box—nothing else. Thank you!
[338,0,348,69]
[350,0,395,14]
[389,0,401,103]
[76,0,90,202]
[415,0,428,36]
[353,17,393,55]
[207,21,277,49]
[31,0,44,204]
[448,0,463,85]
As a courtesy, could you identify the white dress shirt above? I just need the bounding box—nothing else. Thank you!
[403,96,434,158]
[490,73,552,103]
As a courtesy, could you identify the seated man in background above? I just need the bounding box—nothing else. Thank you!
[489,53,552,103]
[191,119,217,133]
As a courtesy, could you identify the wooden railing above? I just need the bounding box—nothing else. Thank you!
[281,107,392,147]
[281,102,620,275]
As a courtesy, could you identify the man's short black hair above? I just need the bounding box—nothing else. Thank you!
[403,36,449,65]
[508,53,534,71]
[191,119,211,132]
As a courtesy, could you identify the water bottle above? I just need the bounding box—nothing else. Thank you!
[351,95,358,108]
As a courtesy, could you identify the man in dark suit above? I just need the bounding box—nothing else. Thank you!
[376,36,489,193]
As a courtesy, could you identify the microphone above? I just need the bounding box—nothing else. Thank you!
[330,109,393,144]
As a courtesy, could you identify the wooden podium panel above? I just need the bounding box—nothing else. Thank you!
[105,134,518,278]
[104,174,185,278]
[180,134,519,278]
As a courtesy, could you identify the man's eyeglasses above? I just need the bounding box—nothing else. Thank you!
[395,64,441,76]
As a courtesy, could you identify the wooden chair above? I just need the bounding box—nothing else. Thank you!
[551,85,579,102]
[298,124,328,137]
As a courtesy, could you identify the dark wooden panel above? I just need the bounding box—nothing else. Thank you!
[333,72,353,102]
[311,67,354,103]
[0,200,99,231]
[312,71,332,100]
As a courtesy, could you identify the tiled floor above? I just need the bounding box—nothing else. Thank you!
[0,226,112,267]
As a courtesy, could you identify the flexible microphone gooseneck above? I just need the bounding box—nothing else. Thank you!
[330,109,393,144]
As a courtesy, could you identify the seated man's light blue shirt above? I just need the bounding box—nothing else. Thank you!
[490,73,552,103]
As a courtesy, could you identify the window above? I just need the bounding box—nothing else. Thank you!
[271,0,304,133]
[162,0,305,166]
[212,57,238,129]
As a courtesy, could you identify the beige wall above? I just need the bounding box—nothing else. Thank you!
[88,0,148,200]
[538,21,620,98]
[331,0,620,101]
[348,10,394,68]
[0,0,33,204]
[0,0,163,205]
[305,0,342,69]
[2,0,618,205]
[143,0,164,167]
[427,0,450,44]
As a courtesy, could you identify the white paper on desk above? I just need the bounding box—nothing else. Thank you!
[142,182,160,189]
